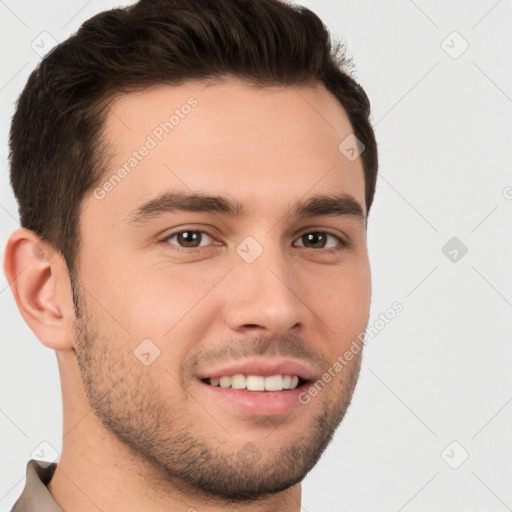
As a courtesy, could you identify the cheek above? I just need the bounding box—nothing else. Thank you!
[103,263,222,355]
[304,261,371,341]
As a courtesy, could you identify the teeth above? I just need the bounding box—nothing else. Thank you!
[219,376,231,388]
[247,375,265,391]
[206,374,302,391]
[265,375,283,391]
[231,374,246,389]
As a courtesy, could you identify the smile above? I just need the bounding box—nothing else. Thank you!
[204,374,303,391]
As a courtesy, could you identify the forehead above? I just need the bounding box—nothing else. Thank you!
[89,78,365,221]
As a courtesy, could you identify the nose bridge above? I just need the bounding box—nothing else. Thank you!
[224,233,307,333]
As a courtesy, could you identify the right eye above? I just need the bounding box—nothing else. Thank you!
[164,230,217,249]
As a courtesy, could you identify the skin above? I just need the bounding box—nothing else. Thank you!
[5,77,371,512]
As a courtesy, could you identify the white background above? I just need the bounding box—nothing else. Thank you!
[1,1,511,510]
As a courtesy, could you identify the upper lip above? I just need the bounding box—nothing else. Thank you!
[196,358,318,382]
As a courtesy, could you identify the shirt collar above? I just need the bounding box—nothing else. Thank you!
[11,459,62,512]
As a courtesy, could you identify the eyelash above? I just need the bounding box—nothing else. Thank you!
[161,229,349,253]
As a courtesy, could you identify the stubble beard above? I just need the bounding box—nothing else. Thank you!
[72,284,362,503]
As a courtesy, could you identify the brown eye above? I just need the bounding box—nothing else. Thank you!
[294,231,346,251]
[165,230,214,248]
[301,232,328,249]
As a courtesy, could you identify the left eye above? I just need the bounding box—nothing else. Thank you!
[294,232,344,250]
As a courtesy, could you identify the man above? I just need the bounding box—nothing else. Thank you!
[4,0,378,510]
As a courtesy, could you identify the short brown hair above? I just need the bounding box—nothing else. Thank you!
[9,0,378,273]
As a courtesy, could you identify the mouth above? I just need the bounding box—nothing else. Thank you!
[201,374,309,392]
[196,359,317,416]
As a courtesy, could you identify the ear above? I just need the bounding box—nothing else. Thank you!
[3,228,76,351]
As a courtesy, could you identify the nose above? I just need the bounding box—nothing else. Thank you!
[221,239,311,336]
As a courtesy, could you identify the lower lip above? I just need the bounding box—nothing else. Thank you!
[199,380,310,416]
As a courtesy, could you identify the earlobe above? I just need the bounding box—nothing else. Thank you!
[4,228,76,351]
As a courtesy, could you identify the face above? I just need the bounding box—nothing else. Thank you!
[72,77,371,501]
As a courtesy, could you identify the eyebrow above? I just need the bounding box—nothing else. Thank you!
[125,190,366,225]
